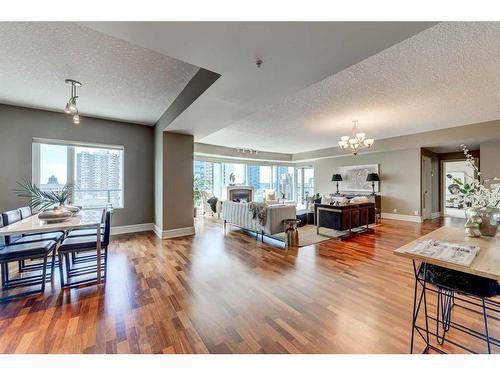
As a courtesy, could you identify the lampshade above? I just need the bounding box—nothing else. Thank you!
[331,174,343,182]
[366,173,380,182]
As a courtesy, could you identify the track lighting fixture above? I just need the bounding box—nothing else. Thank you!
[64,79,82,124]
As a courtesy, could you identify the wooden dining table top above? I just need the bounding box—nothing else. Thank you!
[394,225,500,281]
[0,209,103,236]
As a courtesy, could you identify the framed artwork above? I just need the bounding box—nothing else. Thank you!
[445,171,465,195]
[338,164,379,192]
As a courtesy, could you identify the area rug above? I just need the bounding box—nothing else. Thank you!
[272,225,345,247]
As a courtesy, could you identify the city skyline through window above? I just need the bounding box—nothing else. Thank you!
[194,159,313,204]
[34,141,124,208]
[39,144,67,187]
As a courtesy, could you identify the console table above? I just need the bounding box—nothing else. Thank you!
[315,202,376,239]
[336,193,381,219]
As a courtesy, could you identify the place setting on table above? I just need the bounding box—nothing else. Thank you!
[0,181,111,302]
[394,145,500,354]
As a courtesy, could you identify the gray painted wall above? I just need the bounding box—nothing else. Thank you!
[0,104,154,227]
[162,132,194,230]
[313,149,421,217]
[480,141,500,185]
[153,68,218,231]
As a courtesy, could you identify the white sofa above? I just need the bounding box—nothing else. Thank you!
[222,201,296,235]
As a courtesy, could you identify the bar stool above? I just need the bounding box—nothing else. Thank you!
[421,263,500,353]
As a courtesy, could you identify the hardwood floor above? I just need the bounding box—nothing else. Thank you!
[0,215,497,353]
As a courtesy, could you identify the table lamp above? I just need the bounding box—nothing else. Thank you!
[366,173,380,195]
[331,174,343,195]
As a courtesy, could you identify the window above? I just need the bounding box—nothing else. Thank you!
[247,165,273,202]
[295,167,314,205]
[223,163,246,187]
[193,158,313,205]
[276,166,294,200]
[33,139,124,209]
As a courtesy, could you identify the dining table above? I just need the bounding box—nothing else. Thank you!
[394,225,500,353]
[0,208,105,285]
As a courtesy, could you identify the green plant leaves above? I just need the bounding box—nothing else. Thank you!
[13,180,74,211]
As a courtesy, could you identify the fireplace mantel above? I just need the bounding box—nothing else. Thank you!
[227,185,254,202]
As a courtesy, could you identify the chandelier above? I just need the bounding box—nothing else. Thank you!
[338,120,374,155]
[64,79,82,124]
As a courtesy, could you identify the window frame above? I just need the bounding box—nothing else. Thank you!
[193,157,313,205]
[32,138,125,209]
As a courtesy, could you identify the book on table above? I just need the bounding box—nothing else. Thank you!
[405,239,480,267]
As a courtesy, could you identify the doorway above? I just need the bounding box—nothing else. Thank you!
[421,155,433,220]
[442,160,475,218]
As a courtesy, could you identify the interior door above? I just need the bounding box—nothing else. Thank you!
[422,156,432,220]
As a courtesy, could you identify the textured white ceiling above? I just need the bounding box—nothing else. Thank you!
[200,22,500,153]
[0,22,198,125]
[84,22,435,138]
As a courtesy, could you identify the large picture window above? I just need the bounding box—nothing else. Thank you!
[33,139,124,209]
[194,158,312,206]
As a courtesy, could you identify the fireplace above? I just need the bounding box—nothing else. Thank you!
[227,186,254,202]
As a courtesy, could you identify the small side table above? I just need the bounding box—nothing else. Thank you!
[283,219,300,247]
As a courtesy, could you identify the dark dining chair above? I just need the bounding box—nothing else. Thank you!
[1,209,64,245]
[0,216,56,302]
[19,206,32,220]
[58,209,112,287]
[2,209,64,274]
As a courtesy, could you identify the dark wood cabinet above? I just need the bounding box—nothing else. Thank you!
[315,202,376,234]
[338,194,381,219]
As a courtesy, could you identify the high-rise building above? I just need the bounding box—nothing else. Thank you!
[40,175,64,191]
[194,160,214,189]
[247,165,260,189]
[279,172,293,200]
[76,150,121,191]
[276,166,293,199]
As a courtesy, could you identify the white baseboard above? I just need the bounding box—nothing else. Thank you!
[381,213,423,223]
[153,225,195,239]
[111,223,154,235]
[431,212,442,219]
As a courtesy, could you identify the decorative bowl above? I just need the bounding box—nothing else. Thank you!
[62,204,81,214]
[39,206,73,223]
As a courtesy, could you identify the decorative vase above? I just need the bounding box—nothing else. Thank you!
[465,207,500,237]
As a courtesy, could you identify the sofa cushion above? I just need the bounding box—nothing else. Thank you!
[264,189,277,201]
[350,196,370,204]
[321,196,333,205]
[331,196,349,205]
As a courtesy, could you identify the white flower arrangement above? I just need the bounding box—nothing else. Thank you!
[459,144,500,208]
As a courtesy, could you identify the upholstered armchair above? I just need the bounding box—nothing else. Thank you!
[201,191,222,217]
[264,189,279,205]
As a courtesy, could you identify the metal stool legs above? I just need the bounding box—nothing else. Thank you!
[481,298,492,354]
[436,288,454,345]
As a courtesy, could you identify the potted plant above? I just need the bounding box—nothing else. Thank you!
[459,145,500,236]
[193,177,209,217]
[13,180,80,221]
